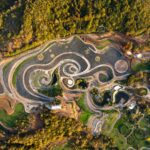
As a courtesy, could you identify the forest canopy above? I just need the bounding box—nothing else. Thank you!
[0,0,149,56]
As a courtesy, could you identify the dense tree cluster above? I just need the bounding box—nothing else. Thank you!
[0,109,118,149]
[0,0,149,56]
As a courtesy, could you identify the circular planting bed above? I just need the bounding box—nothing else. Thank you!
[99,73,109,82]
[99,71,113,83]
[135,87,148,96]
[127,134,138,147]
[134,128,145,140]
[118,124,131,136]
[115,59,128,74]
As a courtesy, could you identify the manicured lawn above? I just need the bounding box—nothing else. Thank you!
[79,112,92,125]
[0,103,27,127]
[77,95,93,124]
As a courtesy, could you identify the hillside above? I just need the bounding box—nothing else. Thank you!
[0,0,149,57]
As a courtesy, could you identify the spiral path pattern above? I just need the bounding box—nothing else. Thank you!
[1,36,131,112]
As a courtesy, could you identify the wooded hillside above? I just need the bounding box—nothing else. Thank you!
[0,0,149,57]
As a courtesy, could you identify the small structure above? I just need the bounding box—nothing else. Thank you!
[68,79,73,85]
[126,51,132,56]
[134,53,142,59]
[95,56,101,62]
[113,85,122,91]
[37,54,44,61]
[67,79,74,88]
[46,104,62,110]
[128,102,136,110]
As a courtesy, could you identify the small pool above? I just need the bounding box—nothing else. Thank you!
[115,91,129,104]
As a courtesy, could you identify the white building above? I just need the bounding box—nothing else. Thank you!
[128,102,136,110]
[114,85,122,91]
[46,104,62,110]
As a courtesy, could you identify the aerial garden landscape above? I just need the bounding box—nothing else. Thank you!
[0,0,150,149]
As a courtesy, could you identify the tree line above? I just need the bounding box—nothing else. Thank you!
[0,108,118,149]
[0,0,149,57]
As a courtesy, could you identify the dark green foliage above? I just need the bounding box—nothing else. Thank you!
[0,0,149,56]
[132,61,150,72]
[76,78,88,89]
[118,124,130,136]
[134,128,145,140]
[38,84,62,97]
[0,109,118,149]
[0,0,16,12]
[77,95,93,124]
[135,88,148,96]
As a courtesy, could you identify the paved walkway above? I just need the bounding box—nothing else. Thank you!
[0,36,131,112]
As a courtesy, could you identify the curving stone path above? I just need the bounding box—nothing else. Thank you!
[0,36,131,112]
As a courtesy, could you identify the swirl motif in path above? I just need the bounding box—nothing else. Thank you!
[3,36,131,105]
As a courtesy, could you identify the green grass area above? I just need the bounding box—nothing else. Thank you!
[102,111,119,134]
[114,115,133,129]
[138,115,150,129]
[12,63,22,86]
[138,115,150,146]
[106,114,150,149]
[77,95,93,124]
[96,45,106,50]
[96,39,112,50]
[127,128,150,148]
[108,128,129,149]
[101,111,130,149]
[0,103,27,127]
[118,124,131,136]
[102,114,132,149]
